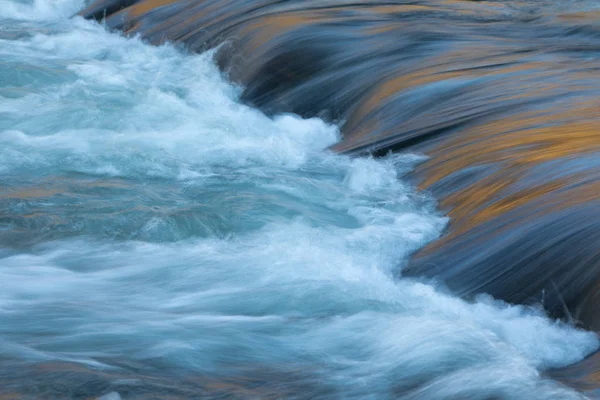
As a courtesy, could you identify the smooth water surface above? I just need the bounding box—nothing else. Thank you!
[0,1,598,398]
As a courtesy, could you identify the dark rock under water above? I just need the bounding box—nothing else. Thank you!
[77,0,600,395]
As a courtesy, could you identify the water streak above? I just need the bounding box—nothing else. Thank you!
[0,1,598,398]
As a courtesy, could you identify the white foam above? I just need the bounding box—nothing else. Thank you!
[0,21,339,179]
[0,0,83,21]
[97,392,121,400]
[0,1,597,398]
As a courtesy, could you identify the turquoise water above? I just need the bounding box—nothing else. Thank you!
[0,1,598,398]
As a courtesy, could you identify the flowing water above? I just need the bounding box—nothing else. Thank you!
[0,1,599,399]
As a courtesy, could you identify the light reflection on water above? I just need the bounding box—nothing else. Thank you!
[0,1,598,399]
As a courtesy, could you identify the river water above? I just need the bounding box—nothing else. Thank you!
[0,1,599,399]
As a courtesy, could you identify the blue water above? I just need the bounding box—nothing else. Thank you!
[0,1,598,398]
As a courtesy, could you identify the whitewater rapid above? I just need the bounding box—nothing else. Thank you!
[0,1,598,398]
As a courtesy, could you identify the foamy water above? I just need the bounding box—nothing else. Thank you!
[0,1,598,398]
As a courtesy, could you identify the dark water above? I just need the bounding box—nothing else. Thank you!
[2,0,600,398]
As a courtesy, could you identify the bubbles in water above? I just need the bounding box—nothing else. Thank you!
[0,0,83,20]
[0,1,597,399]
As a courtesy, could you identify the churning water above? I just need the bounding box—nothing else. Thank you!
[0,1,598,398]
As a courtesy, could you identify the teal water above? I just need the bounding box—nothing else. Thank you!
[0,1,598,398]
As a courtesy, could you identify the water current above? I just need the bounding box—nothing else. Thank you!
[0,1,599,398]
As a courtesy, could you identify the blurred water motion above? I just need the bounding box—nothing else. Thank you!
[0,0,600,398]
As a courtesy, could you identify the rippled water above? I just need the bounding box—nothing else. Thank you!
[0,1,599,399]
